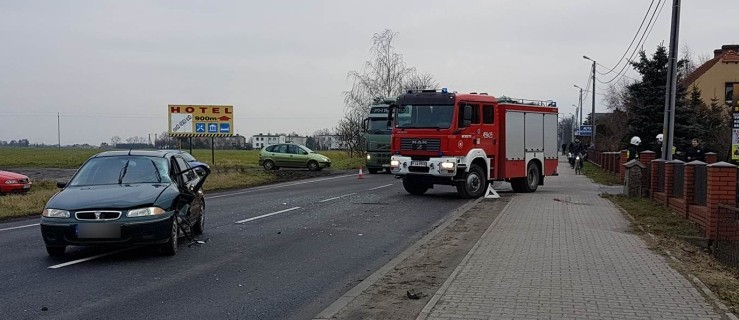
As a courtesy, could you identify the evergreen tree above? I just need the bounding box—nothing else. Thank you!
[622,45,699,152]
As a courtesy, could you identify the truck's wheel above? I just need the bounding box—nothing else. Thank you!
[522,162,540,193]
[402,176,428,195]
[510,179,524,193]
[456,164,486,199]
[368,168,379,174]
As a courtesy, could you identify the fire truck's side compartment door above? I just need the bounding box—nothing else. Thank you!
[505,112,525,160]
[524,113,544,152]
[543,114,558,158]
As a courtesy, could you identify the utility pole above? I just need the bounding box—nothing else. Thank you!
[574,85,584,127]
[57,112,61,150]
[662,0,681,161]
[583,56,597,143]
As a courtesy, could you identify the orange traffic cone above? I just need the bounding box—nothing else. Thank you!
[357,166,364,179]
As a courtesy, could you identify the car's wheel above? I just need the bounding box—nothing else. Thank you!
[192,202,205,236]
[455,164,486,199]
[161,217,178,256]
[46,245,66,257]
[263,160,276,171]
[368,168,379,174]
[402,176,429,195]
[523,162,540,193]
[308,160,319,171]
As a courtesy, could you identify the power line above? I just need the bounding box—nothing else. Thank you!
[596,0,656,75]
[598,0,667,85]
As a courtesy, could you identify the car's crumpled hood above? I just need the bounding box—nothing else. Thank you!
[0,170,29,180]
[46,184,174,211]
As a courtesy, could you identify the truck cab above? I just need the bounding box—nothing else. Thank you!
[363,98,395,173]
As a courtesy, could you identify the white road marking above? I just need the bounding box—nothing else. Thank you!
[235,207,301,224]
[209,174,353,199]
[319,193,356,203]
[0,223,39,232]
[368,184,393,191]
[48,246,140,269]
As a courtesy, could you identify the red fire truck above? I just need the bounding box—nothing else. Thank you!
[389,89,559,198]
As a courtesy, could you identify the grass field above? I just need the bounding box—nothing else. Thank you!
[0,147,364,170]
[0,147,366,220]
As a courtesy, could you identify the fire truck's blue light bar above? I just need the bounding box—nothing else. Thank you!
[441,88,448,93]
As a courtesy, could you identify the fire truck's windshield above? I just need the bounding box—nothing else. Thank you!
[367,118,391,133]
[395,105,454,129]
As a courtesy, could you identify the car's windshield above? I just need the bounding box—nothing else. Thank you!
[69,156,172,186]
[367,118,391,133]
[395,105,454,129]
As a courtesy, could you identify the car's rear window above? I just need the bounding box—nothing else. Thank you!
[69,156,172,186]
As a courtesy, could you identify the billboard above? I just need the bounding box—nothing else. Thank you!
[168,105,234,137]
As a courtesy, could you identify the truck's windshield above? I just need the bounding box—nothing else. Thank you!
[395,105,454,129]
[367,118,391,133]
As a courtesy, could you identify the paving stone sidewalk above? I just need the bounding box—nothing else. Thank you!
[419,159,723,320]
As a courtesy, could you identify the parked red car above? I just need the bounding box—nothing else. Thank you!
[0,170,32,195]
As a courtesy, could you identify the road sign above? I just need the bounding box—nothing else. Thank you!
[579,125,593,137]
[168,105,234,137]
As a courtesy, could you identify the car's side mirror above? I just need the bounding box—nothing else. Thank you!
[56,181,67,188]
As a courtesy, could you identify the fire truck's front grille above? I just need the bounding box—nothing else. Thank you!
[400,138,441,151]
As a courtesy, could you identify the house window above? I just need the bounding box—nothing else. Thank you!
[727,83,736,106]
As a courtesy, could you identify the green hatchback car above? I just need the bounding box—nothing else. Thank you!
[259,143,331,171]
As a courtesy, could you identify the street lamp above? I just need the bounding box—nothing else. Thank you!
[583,56,596,142]
[573,85,584,127]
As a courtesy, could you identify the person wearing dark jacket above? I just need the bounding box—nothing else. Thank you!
[684,138,705,162]
[627,136,641,161]
[568,139,585,168]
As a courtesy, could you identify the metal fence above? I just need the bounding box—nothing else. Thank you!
[672,163,684,198]
[712,204,739,267]
[657,162,665,193]
[694,165,707,206]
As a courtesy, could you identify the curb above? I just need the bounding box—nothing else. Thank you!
[312,197,484,319]
[415,197,516,320]
[609,198,737,320]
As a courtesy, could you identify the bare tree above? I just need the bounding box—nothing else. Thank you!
[340,29,437,154]
[403,70,438,91]
[110,136,121,147]
[335,108,365,157]
[313,128,332,136]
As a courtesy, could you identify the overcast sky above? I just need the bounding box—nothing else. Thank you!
[1,0,737,145]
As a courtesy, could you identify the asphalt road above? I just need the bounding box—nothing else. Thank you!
[0,172,471,320]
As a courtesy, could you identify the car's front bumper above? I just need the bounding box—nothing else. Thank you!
[0,182,32,194]
[390,155,459,177]
[40,213,175,247]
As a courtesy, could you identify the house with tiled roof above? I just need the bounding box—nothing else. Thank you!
[681,44,739,109]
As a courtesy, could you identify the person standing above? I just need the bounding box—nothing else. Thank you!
[627,136,641,161]
[684,138,706,162]
[561,143,567,156]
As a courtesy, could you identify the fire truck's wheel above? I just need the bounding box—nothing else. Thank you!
[263,160,276,171]
[523,162,540,193]
[456,164,486,199]
[402,176,428,195]
[368,168,379,174]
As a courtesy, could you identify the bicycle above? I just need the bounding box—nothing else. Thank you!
[574,153,583,175]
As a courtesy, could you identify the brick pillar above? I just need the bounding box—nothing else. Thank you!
[639,151,656,192]
[705,152,718,164]
[706,162,738,239]
[650,159,665,200]
[618,150,629,184]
